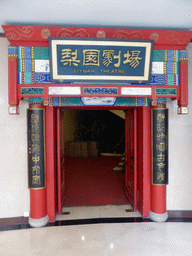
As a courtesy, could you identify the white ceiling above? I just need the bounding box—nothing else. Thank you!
[0,0,192,33]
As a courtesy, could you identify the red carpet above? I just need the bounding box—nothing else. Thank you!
[63,156,129,207]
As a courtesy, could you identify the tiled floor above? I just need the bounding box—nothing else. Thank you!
[0,206,192,255]
[0,222,192,255]
[56,205,141,220]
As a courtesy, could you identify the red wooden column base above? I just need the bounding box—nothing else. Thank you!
[29,188,48,227]
[149,104,168,222]
[150,185,167,222]
[28,104,48,228]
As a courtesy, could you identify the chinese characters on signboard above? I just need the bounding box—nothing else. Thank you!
[60,49,142,68]
[28,109,45,189]
[152,108,168,185]
[49,38,153,83]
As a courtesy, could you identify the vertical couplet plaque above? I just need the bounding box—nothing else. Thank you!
[27,108,46,189]
[152,108,168,185]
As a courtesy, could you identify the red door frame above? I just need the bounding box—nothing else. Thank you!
[125,108,138,210]
[57,108,65,214]
[46,105,151,222]
[46,107,57,222]
[137,107,151,217]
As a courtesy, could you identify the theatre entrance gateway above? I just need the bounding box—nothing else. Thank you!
[56,108,137,214]
[3,25,190,227]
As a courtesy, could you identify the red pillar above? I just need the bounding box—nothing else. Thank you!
[178,52,188,115]
[149,104,168,222]
[8,46,19,115]
[28,104,48,227]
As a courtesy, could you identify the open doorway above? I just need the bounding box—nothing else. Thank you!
[56,108,137,214]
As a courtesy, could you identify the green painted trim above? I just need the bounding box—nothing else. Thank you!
[21,87,44,95]
[156,88,177,95]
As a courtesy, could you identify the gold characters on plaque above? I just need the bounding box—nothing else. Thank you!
[31,114,39,123]
[31,124,39,133]
[123,50,142,68]
[60,48,142,68]
[29,111,43,188]
[32,175,41,185]
[32,155,40,165]
[155,112,166,182]
[83,49,100,66]
[60,49,80,66]
[102,50,121,68]
[102,50,115,67]
[31,134,40,143]
[32,144,40,154]
[32,165,40,175]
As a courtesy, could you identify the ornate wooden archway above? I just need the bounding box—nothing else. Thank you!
[3,25,192,226]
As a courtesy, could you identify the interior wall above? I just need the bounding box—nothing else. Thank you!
[63,110,78,156]
[0,38,30,218]
[74,110,125,154]
[63,110,77,142]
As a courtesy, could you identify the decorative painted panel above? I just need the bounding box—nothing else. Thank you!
[48,97,150,107]
[4,25,190,114]
[16,48,183,87]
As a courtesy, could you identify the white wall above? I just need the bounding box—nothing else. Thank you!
[0,0,192,32]
[0,38,30,218]
[1,37,192,218]
[166,43,192,210]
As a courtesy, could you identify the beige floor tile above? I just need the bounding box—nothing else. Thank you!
[56,204,141,220]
